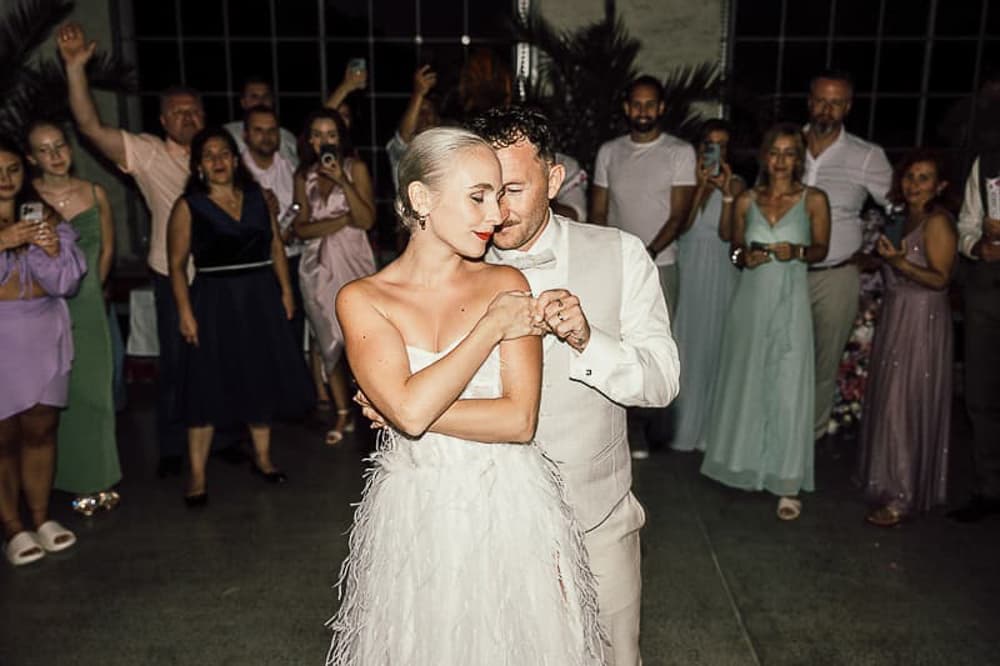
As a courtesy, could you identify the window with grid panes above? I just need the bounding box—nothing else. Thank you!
[727,0,1000,180]
[121,0,518,250]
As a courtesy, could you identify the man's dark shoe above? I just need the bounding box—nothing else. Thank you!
[156,455,183,479]
[947,495,1000,523]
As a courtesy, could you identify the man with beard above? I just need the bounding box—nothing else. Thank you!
[474,107,679,664]
[58,22,206,477]
[224,77,299,164]
[591,75,695,457]
[591,76,696,322]
[240,106,305,346]
[802,70,892,444]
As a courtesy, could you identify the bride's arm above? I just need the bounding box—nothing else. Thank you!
[422,333,541,443]
[336,268,538,439]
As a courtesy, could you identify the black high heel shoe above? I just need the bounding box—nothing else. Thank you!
[251,464,287,484]
[184,492,208,508]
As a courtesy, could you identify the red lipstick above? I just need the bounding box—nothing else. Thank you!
[474,231,492,241]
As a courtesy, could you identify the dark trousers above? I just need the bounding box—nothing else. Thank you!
[964,260,1000,498]
[151,273,186,459]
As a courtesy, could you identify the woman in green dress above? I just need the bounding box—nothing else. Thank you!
[27,121,120,514]
[700,124,831,521]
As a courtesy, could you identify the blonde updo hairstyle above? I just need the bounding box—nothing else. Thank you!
[395,126,491,231]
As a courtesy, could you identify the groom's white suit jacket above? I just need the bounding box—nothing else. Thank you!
[489,212,679,531]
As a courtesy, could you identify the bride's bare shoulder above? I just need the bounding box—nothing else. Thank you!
[472,262,531,292]
[336,274,388,317]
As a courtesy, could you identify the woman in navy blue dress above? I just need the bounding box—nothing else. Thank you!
[167,127,314,506]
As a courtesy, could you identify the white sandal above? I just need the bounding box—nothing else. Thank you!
[5,531,45,566]
[777,497,802,521]
[35,520,76,552]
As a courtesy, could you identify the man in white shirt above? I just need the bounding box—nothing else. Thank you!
[949,152,1000,522]
[240,105,305,346]
[590,75,697,321]
[471,107,680,666]
[590,76,695,457]
[224,77,299,165]
[802,70,892,442]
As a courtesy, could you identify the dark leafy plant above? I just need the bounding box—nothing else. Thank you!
[0,0,135,142]
[515,12,640,175]
[515,12,726,174]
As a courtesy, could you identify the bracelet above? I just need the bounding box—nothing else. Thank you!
[721,195,735,203]
[730,246,744,268]
[797,244,807,261]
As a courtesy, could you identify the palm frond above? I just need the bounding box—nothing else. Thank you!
[0,0,136,141]
[660,62,723,143]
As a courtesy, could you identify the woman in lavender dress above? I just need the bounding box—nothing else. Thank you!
[293,110,376,445]
[856,151,957,527]
[0,138,87,565]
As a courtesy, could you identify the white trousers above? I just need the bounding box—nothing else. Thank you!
[585,492,646,666]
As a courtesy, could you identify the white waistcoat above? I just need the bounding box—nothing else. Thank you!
[534,222,629,531]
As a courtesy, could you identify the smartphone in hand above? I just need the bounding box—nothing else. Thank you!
[20,201,44,223]
[703,142,721,177]
[319,144,338,168]
[749,241,770,255]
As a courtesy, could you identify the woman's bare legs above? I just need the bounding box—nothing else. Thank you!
[248,424,276,473]
[0,415,24,540]
[330,359,352,432]
[310,345,331,406]
[19,405,59,533]
[187,425,214,496]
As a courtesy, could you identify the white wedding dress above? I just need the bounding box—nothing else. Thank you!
[326,341,607,665]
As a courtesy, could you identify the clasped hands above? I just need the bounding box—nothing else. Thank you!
[489,288,591,352]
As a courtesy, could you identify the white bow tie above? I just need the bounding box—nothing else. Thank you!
[501,248,557,271]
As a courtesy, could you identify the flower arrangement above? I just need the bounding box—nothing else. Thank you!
[826,207,898,436]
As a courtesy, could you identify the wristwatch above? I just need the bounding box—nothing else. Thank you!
[730,246,744,268]
[797,244,807,261]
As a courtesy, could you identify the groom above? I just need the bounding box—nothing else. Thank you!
[469,107,679,665]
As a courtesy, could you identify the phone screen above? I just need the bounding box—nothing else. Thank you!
[703,142,721,176]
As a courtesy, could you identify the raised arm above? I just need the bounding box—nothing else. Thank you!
[324,62,367,111]
[397,66,437,143]
[56,23,127,167]
[339,269,540,440]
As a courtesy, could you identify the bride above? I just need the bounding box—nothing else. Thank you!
[327,127,606,665]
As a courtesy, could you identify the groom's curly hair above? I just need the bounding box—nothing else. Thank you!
[465,106,556,164]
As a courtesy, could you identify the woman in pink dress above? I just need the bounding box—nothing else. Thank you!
[293,110,376,445]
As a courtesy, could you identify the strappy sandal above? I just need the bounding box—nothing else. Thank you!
[866,505,904,528]
[5,532,45,566]
[777,497,802,521]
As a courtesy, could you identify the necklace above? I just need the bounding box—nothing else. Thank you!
[37,182,76,209]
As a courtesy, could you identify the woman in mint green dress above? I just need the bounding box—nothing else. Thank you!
[28,121,120,514]
[700,124,830,520]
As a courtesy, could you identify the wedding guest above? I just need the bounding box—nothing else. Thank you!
[949,150,1000,522]
[386,65,441,193]
[58,22,203,477]
[856,151,956,527]
[672,119,745,452]
[240,106,305,347]
[224,76,298,165]
[591,75,697,457]
[26,120,120,515]
[803,70,892,443]
[167,128,314,506]
[701,124,830,521]
[293,110,375,445]
[0,138,87,565]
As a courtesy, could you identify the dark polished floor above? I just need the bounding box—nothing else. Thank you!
[1,386,998,666]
